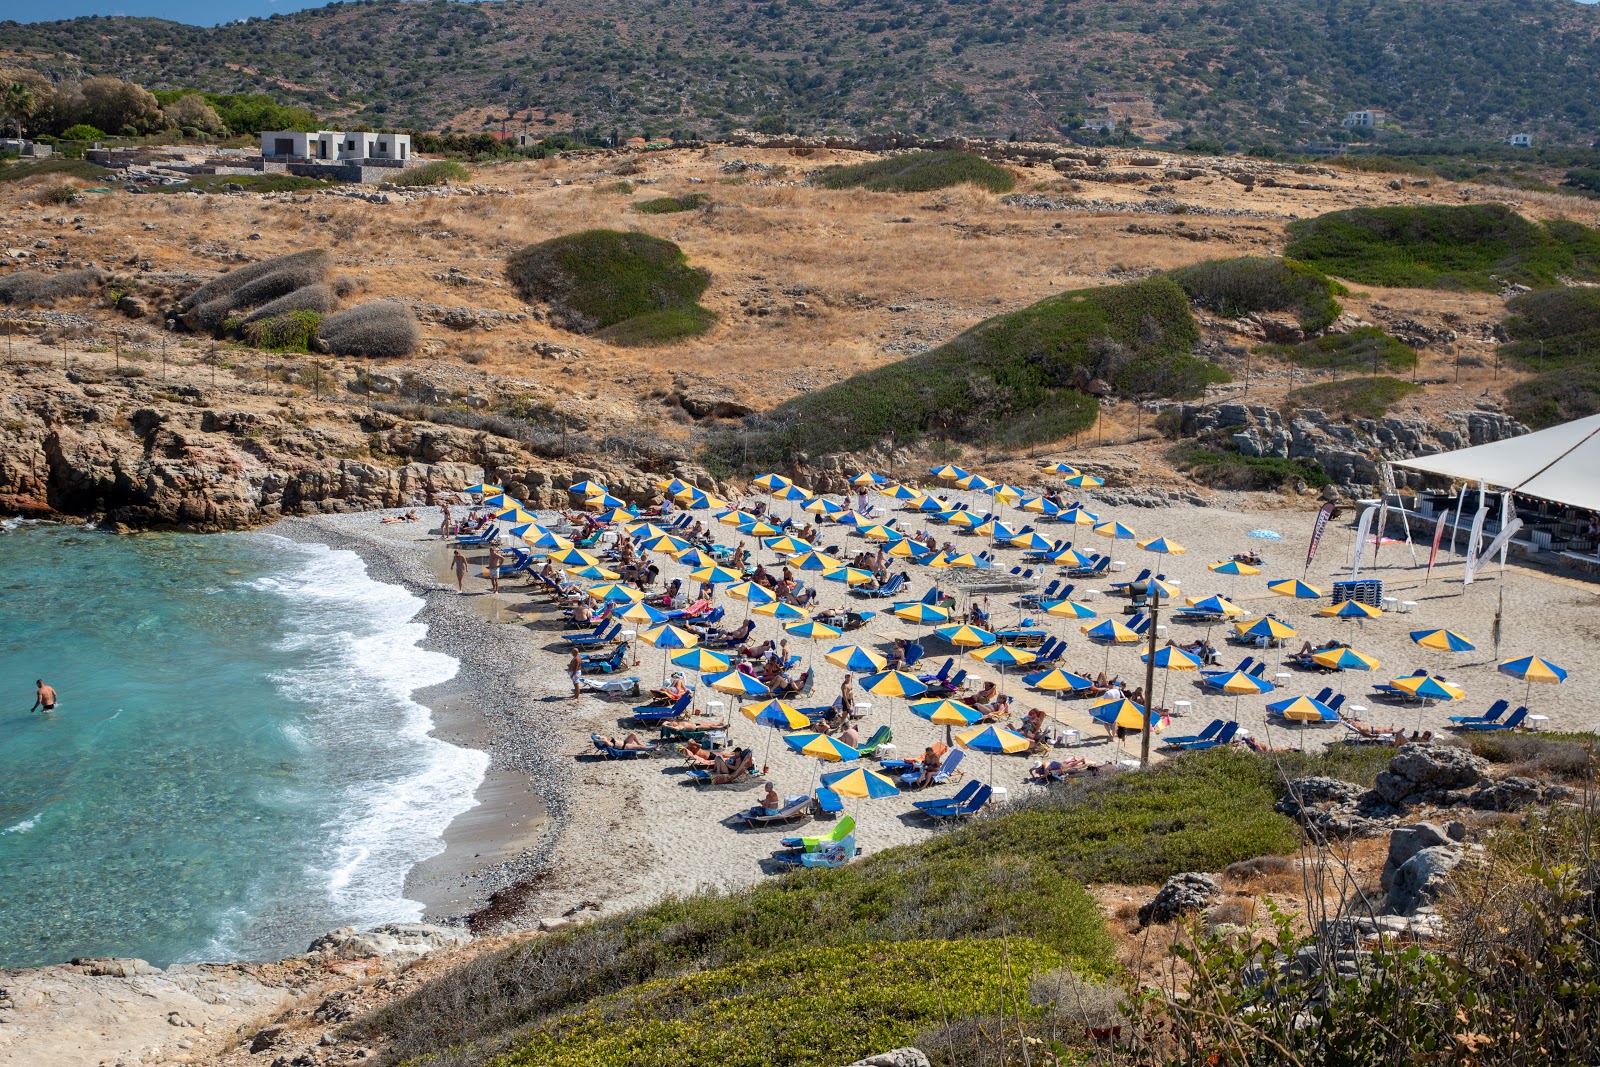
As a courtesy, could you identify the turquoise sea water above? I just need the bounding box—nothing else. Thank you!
[0,522,485,970]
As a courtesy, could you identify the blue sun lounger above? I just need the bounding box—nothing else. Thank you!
[920,784,991,820]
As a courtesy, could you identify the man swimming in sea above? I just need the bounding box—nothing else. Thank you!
[31,680,56,714]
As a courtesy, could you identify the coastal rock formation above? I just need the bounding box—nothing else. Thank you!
[842,1050,931,1067]
[1138,872,1222,926]
[1384,844,1464,916]
[306,922,471,963]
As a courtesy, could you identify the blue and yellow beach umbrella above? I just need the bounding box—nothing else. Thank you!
[825,644,888,672]
[820,766,901,799]
[707,670,771,698]
[1209,559,1261,576]
[785,620,843,641]
[783,733,860,761]
[861,670,928,698]
[1043,598,1097,620]
[934,624,996,647]
[909,699,982,726]
[1093,520,1137,540]
[893,602,951,625]
[742,699,810,729]
[1410,629,1475,653]
[1311,647,1381,672]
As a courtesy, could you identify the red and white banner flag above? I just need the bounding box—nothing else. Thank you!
[1425,517,1447,581]
[1305,502,1335,574]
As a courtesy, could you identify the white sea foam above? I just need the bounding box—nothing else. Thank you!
[247,536,486,933]
[2,814,40,835]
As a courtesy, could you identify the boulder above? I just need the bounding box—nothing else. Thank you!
[71,957,160,978]
[1380,822,1450,890]
[1468,776,1542,811]
[843,1050,931,1067]
[1138,872,1221,926]
[305,922,470,962]
[1384,845,1463,915]
[1372,744,1488,805]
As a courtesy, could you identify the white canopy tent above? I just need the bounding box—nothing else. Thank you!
[1394,413,1600,513]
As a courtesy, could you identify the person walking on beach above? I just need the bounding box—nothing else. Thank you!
[451,549,468,594]
[486,545,503,594]
[440,503,453,538]
[568,648,584,699]
[31,680,56,714]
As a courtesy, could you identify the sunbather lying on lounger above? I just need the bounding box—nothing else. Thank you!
[648,673,691,704]
[1243,736,1299,753]
[599,732,651,752]
[1344,717,1399,739]
[1029,757,1088,782]
[712,748,755,784]
[680,739,718,767]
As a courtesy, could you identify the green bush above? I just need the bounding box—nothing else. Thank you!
[0,158,113,184]
[387,160,470,187]
[504,229,713,343]
[711,276,1222,466]
[154,173,327,194]
[487,940,1063,1067]
[243,309,322,352]
[318,301,421,359]
[1323,155,1438,177]
[1500,286,1600,369]
[1257,326,1417,373]
[60,124,107,141]
[0,267,105,306]
[38,183,80,205]
[1506,369,1600,429]
[593,179,635,195]
[1285,376,1421,420]
[813,151,1015,194]
[1173,440,1333,490]
[1168,256,1346,333]
[1283,204,1600,290]
[635,193,709,214]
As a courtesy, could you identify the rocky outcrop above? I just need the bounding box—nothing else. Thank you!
[1138,872,1222,926]
[305,922,471,963]
[1158,401,1528,489]
[843,1050,931,1067]
[1385,844,1464,915]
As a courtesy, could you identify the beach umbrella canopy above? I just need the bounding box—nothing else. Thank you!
[790,550,841,572]
[1044,462,1079,475]
[958,473,996,492]
[833,511,870,527]
[821,766,902,800]
[738,520,781,538]
[934,552,981,569]
[508,522,540,541]
[861,670,929,699]
[588,583,646,603]
[806,497,848,516]
[568,480,608,496]
[763,535,814,555]
[567,564,621,581]
[909,699,982,726]
[1093,521,1137,540]
[1498,656,1568,686]
[1059,507,1100,526]
[717,511,756,528]
[1186,594,1245,617]
[955,725,1032,754]
[826,644,889,672]
[754,601,810,621]
[851,471,889,487]
[969,644,1038,669]
[929,463,970,481]
[674,547,716,568]
[1391,675,1466,702]
[621,602,671,626]
[661,478,693,495]
[786,620,843,640]
[944,511,983,529]
[742,699,810,729]
[1062,472,1104,488]
[752,473,792,491]
[1410,629,1476,653]
[1144,577,1182,600]
[496,507,539,524]
[641,624,699,649]
[641,533,693,554]
[1209,559,1261,576]
[594,506,635,524]
[1208,670,1276,695]
[1139,536,1186,555]
[461,483,502,495]
[1020,496,1061,516]
[1043,598,1098,620]
[881,483,921,500]
[706,670,772,698]
[585,493,626,509]
[1247,529,1286,541]
[1089,698,1156,730]
[771,484,814,502]
[689,565,743,585]
[1237,616,1298,641]
[893,602,951,624]
[628,522,672,539]
[861,524,901,542]
[521,527,573,550]
[1026,668,1094,693]
[1082,619,1139,643]
[914,495,948,512]
[887,539,929,560]
[1142,646,1204,670]
[1269,696,1339,722]
[935,624,996,647]
[783,732,860,762]
[680,489,727,510]
[981,520,1021,541]
[1312,647,1381,672]
[1045,547,1094,569]
[989,484,1025,505]
[1320,600,1383,619]
[672,648,733,673]
[727,581,776,605]
[823,566,878,586]
[482,493,522,509]
[551,548,601,567]
[1268,579,1323,601]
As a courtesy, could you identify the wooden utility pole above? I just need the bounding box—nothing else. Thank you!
[1140,583,1161,768]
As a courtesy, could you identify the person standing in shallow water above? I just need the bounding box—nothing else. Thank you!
[486,545,503,594]
[31,680,56,714]
[451,549,468,594]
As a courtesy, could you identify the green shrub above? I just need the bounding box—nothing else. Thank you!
[0,267,103,307]
[38,183,80,205]
[1285,376,1421,419]
[60,124,107,141]
[593,179,634,195]
[1323,155,1438,177]
[1172,440,1333,490]
[711,276,1222,466]
[387,160,470,187]
[0,158,113,184]
[1506,369,1600,429]
[635,193,709,214]
[1283,204,1600,290]
[317,301,421,358]
[504,229,713,342]
[243,309,322,352]
[1168,256,1345,333]
[1500,286,1600,369]
[181,250,333,334]
[154,173,328,194]
[1258,326,1416,373]
[240,283,336,324]
[487,940,1063,1067]
[813,150,1015,194]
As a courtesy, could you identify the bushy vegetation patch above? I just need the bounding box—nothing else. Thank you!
[1500,286,1600,369]
[1286,376,1421,420]
[240,283,336,324]
[317,301,421,359]
[242,309,322,353]
[1323,156,1438,178]
[1283,204,1600,290]
[181,250,330,315]
[152,173,328,194]
[1257,325,1416,374]
[0,266,104,306]
[1506,369,1600,429]
[486,940,1061,1067]
[635,193,709,214]
[387,160,470,187]
[711,277,1220,467]
[1168,256,1346,333]
[504,229,713,343]
[813,151,1015,194]
[1172,440,1333,490]
[0,158,113,184]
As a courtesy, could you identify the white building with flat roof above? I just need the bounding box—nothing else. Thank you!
[1507,132,1534,148]
[261,131,411,162]
[1343,109,1386,129]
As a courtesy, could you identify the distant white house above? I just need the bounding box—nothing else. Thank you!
[1507,132,1534,148]
[1343,109,1386,129]
[260,131,411,162]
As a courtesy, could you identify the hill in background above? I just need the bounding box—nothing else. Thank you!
[5,0,1600,146]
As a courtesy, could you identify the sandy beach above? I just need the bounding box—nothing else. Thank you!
[287,480,1600,930]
